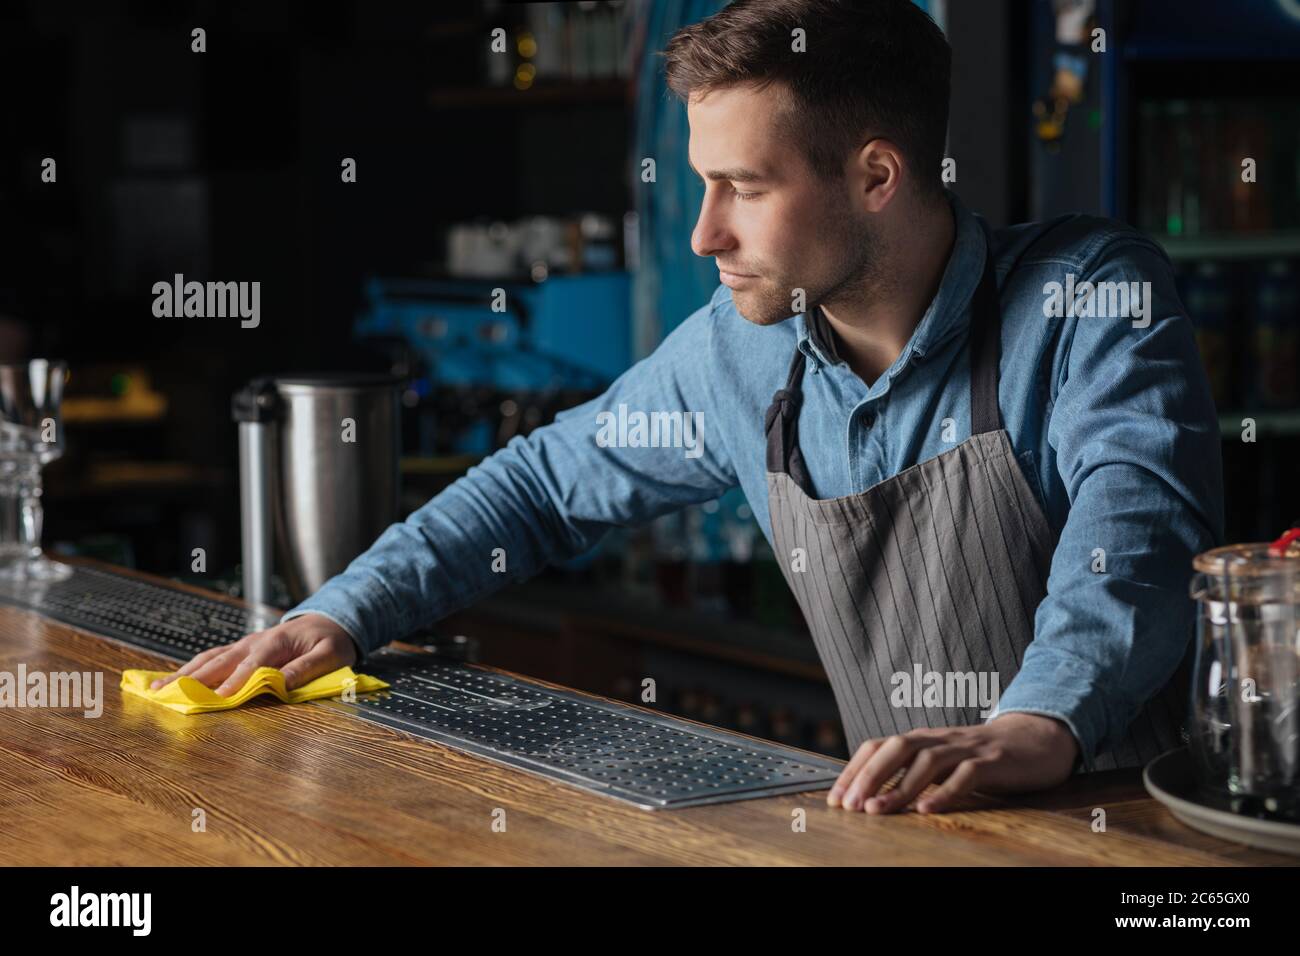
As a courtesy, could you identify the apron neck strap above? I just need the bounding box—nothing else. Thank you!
[765,346,812,488]
[968,243,1003,435]
[968,215,1077,434]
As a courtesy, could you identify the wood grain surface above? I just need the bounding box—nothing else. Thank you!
[1,561,1294,866]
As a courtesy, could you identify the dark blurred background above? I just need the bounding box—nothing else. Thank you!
[2,0,1298,757]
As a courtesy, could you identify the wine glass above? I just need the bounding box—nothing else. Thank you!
[0,359,72,581]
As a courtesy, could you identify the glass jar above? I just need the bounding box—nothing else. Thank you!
[1189,535,1300,820]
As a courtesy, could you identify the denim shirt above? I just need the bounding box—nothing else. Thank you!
[284,191,1224,771]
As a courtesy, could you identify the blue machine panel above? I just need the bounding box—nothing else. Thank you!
[355,273,632,392]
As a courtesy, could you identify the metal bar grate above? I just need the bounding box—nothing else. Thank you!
[0,565,843,809]
[319,650,842,808]
[0,565,261,660]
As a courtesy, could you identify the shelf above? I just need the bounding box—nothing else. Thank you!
[1157,232,1300,262]
[401,454,483,475]
[48,461,226,499]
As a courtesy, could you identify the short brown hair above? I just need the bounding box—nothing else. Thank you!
[661,0,951,197]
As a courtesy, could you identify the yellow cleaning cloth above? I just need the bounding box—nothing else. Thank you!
[120,666,389,715]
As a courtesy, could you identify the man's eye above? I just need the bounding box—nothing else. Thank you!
[732,186,760,201]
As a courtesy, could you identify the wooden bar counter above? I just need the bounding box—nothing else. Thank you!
[0,561,1293,866]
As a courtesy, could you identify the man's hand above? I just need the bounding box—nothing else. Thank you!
[826,713,1079,815]
[147,613,359,697]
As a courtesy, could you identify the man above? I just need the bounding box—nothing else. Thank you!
[157,0,1223,815]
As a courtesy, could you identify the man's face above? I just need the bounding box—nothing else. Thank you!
[687,83,877,326]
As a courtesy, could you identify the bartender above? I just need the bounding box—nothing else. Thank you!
[156,0,1223,815]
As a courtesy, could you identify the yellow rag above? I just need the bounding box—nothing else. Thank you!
[120,666,389,715]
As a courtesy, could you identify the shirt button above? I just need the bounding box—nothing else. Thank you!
[862,411,875,428]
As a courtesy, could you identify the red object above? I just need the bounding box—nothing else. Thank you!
[1267,528,1300,557]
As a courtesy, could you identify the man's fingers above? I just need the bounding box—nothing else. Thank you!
[828,739,883,806]
[842,735,919,810]
[180,648,250,692]
[144,622,351,698]
[915,758,989,813]
[213,649,277,697]
[148,630,265,689]
[867,745,965,814]
[149,643,237,689]
[278,642,343,691]
[187,634,277,692]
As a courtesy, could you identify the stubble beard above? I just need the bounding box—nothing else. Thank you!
[729,202,880,328]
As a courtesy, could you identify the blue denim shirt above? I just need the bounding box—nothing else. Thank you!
[284,191,1224,770]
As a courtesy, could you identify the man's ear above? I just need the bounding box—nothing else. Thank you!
[854,139,904,213]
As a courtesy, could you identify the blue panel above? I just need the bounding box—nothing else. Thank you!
[515,273,632,382]
[353,273,631,391]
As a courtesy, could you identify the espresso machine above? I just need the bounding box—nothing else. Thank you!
[232,374,401,618]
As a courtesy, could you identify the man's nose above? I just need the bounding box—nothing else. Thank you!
[690,193,734,259]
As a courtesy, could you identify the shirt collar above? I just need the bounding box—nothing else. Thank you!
[796,190,988,376]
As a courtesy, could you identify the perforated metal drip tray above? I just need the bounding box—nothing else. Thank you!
[318,650,843,808]
[0,565,844,809]
[0,565,267,660]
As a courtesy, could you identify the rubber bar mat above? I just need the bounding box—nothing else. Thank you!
[0,565,844,809]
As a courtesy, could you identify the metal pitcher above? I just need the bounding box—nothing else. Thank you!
[233,374,401,613]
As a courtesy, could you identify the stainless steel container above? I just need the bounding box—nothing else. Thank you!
[233,374,401,613]
[1189,533,1300,820]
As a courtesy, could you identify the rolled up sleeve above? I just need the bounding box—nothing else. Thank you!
[990,235,1224,770]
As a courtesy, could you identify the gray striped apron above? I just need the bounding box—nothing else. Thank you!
[763,231,1189,772]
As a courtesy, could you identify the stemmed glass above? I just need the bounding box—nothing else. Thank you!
[0,360,72,581]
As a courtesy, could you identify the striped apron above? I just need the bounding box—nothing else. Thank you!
[763,231,1189,772]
